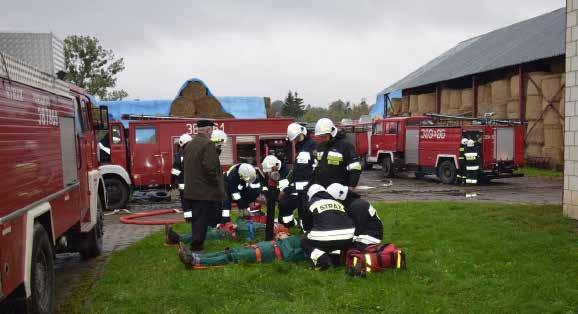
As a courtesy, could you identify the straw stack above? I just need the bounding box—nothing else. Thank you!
[169,81,233,119]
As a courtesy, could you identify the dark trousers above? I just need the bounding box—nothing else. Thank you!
[264,187,279,241]
[182,199,217,251]
[300,237,352,267]
[278,192,309,229]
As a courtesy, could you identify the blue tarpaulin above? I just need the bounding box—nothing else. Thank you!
[97,78,267,125]
[370,90,401,117]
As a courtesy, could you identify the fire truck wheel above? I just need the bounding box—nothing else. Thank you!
[105,176,129,210]
[79,197,104,259]
[382,157,394,178]
[27,223,55,314]
[437,160,457,184]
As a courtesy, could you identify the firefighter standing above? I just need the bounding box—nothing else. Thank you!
[261,155,288,240]
[171,133,193,209]
[464,138,481,184]
[300,184,355,271]
[278,123,317,229]
[220,163,266,223]
[312,118,362,190]
[326,183,383,251]
[456,138,468,184]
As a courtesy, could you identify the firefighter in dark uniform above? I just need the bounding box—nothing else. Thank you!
[220,163,266,223]
[278,123,317,229]
[300,184,355,271]
[312,118,362,190]
[456,138,468,184]
[326,183,383,250]
[464,138,481,184]
[171,133,193,209]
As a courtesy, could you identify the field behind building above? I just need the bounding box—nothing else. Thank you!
[76,202,577,313]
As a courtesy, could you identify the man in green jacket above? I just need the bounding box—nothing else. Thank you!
[182,120,227,251]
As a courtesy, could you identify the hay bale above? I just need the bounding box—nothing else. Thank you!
[461,89,473,109]
[449,90,462,109]
[543,100,564,126]
[195,96,225,118]
[477,102,491,117]
[401,96,410,113]
[510,74,520,99]
[264,97,273,118]
[391,99,402,115]
[418,93,436,114]
[477,83,492,105]
[506,100,519,119]
[543,146,564,166]
[525,95,542,120]
[526,120,544,145]
[526,72,548,96]
[544,124,564,148]
[409,95,419,114]
[180,81,207,100]
[440,89,450,113]
[490,102,507,119]
[170,96,196,117]
[540,74,563,101]
[491,79,510,103]
[525,143,544,159]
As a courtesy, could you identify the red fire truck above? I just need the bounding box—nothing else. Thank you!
[339,115,525,184]
[98,115,294,209]
[0,52,108,311]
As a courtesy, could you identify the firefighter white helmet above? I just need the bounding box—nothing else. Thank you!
[307,184,326,201]
[211,129,227,145]
[178,133,193,147]
[461,138,468,145]
[315,118,338,137]
[261,155,282,173]
[287,123,307,141]
[238,163,257,184]
[467,139,475,147]
[326,183,348,201]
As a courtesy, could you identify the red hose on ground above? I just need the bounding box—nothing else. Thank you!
[119,208,185,225]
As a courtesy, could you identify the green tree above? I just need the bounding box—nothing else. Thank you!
[350,99,370,120]
[64,35,127,99]
[282,91,305,118]
[271,100,284,117]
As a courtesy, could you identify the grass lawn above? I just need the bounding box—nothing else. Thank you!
[518,167,563,178]
[83,202,577,313]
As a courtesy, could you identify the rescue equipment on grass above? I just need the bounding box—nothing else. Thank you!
[345,243,406,277]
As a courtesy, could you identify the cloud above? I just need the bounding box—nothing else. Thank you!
[0,0,564,106]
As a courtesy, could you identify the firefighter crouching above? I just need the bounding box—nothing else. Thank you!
[300,184,355,271]
[261,155,289,240]
[312,118,362,193]
[278,122,317,229]
[326,183,383,251]
[221,163,266,223]
[171,133,193,209]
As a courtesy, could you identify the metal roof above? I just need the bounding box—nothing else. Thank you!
[380,8,565,95]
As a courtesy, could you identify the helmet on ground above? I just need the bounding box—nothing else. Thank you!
[211,129,227,145]
[307,184,326,201]
[315,118,337,137]
[179,133,193,147]
[287,123,307,141]
[238,164,257,184]
[261,155,282,173]
[326,183,348,201]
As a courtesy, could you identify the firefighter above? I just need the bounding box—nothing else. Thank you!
[300,184,355,271]
[464,138,481,184]
[456,138,468,184]
[261,155,288,240]
[220,163,266,223]
[312,118,362,192]
[211,129,227,156]
[171,133,193,209]
[278,123,317,229]
[326,183,383,251]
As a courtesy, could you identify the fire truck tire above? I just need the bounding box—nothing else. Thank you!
[382,157,394,178]
[437,160,457,184]
[105,176,129,210]
[26,223,55,314]
[79,197,104,259]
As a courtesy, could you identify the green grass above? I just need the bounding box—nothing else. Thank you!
[85,202,578,313]
[518,167,563,178]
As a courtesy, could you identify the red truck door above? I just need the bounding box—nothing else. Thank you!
[130,124,164,186]
[110,122,127,169]
[370,121,399,155]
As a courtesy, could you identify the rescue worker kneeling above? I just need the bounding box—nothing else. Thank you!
[326,183,383,251]
[300,184,355,271]
[221,163,266,223]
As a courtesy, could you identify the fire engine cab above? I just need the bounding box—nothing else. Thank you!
[98,115,295,209]
[0,52,108,312]
[341,114,525,184]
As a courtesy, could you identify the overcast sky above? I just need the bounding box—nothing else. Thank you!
[1,0,565,106]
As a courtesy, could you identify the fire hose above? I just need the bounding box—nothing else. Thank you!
[119,208,184,225]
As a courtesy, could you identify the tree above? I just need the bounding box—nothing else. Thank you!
[271,100,284,117]
[350,99,370,120]
[64,35,127,99]
[282,90,305,118]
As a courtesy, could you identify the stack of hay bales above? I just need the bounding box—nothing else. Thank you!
[417,93,436,115]
[540,74,565,166]
[390,99,403,115]
[170,81,234,119]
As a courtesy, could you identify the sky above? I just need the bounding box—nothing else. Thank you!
[1,0,565,107]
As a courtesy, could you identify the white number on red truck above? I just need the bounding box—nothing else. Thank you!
[186,123,225,135]
[420,128,446,140]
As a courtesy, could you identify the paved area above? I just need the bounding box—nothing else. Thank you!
[54,172,562,311]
